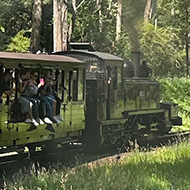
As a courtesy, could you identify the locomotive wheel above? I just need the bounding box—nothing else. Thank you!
[158,119,172,134]
[110,134,118,145]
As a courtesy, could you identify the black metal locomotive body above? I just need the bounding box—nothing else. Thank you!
[54,44,182,145]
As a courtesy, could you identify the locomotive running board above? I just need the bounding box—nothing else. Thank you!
[100,119,128,126]
[123,109,165,116]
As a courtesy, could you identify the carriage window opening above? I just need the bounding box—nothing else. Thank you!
[1,68,15,105]
[73,70,78,101]
[78,70,84,101]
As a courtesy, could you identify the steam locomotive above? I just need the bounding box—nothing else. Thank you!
[0,44,182,153]
[54,43,182,146]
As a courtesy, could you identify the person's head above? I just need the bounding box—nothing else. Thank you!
[3,69,13,82]
[20,69,30,80]
[30,70,39,81]
[142,61,147,65]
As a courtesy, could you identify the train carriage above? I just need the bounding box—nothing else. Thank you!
[0,52,87,152]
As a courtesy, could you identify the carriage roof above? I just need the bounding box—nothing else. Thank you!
[0,51,86,69]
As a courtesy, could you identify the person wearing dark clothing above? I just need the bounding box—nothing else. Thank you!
[140,61,152,78]
[39,79,61,124]
[1,69,15,97]
[22,70,44,126]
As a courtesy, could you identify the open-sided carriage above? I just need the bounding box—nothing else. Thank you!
[0,52,86,152]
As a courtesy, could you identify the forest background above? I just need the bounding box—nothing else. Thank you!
[1,0,190,77]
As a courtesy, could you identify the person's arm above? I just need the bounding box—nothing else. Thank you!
[4,83,16,97]
[19,80,29,93]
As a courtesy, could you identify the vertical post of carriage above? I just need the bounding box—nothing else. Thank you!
[15,68,19,99]
[0,62,3,104]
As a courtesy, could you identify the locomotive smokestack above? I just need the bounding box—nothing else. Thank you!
[131,52,140,77]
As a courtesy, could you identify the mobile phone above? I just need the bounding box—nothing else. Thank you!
[40,78,45,85]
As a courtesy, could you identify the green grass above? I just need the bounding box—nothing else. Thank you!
[4,141,190,190]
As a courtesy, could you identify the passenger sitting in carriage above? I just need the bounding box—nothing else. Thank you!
[20,70,44,126]
[18,69,38,125]
[38,70,63,124]
[0,69,16,99]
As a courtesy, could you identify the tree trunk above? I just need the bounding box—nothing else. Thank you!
[116,0,122,41]
[185,39,189,76]
[68,0,76,42]
[144,0,152,22]
[53,0,68,52]
[30,0,43,53]
[97,0,103,32]
[185,0,189,76]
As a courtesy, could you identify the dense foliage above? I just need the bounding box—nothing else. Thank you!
[159,77,190,129]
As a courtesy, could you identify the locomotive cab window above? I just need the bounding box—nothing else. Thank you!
[117,67,122,89]
[73,69,84,101]
[110,66,122,90]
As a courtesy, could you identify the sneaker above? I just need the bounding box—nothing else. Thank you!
[27,124,37,131]
[43,117,53,124]
[49,117,58,124]
[32,119,39,126]
[36,118,44,125]
[53,116,61,124]
[45,124,55,133]
[56,115,64,122]
[25,118,33,124]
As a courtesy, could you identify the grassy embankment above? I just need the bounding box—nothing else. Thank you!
[5,142,190,190]
[4,77,190,190]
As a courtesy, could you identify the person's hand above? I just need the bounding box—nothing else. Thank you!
[38,81,45,88]
[13,83,16,89]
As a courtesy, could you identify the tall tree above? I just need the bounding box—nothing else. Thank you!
[30,0,43,53]
[144,0,152,21]
[158,0,190,76]
[116,0,122,41]
[53,0,68,52]
[63,0,85,42]
[97,0,103,32]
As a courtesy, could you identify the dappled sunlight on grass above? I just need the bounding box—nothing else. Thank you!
[4,142,190,190]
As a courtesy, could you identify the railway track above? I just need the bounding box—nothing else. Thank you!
[138,130,190,147]
[0,130,190,188]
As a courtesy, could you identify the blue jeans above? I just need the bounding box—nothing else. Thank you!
[39,95,53,118]
[23,96,40,119]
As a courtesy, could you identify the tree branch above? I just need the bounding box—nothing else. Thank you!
[77,0,85,10]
